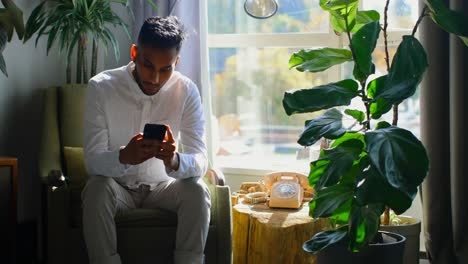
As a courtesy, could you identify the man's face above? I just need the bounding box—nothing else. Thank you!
[131,44,179,96]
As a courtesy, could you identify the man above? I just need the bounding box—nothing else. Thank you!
[82,16,210,264]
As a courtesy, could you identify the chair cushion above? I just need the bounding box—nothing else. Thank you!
[63,146,88,189]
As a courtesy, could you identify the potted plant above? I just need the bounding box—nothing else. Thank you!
[282,0,467,263]
[23,0,157,84]
[0,0,24,77]
[380,210,421,264]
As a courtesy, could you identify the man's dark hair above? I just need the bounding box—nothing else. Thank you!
[137,16,186,52]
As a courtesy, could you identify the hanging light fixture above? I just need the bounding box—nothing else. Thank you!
[244,0,278,19]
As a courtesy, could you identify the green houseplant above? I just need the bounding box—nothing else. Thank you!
[282,0,468,261]
[0,0,24,76]
[23,0,157,84]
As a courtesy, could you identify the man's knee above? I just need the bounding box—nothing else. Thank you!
[82,176,118,208]
[177,178,211,206]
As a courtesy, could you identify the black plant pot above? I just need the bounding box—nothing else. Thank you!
[317,231,406,264]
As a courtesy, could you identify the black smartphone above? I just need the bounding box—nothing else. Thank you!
[143,123,167,141]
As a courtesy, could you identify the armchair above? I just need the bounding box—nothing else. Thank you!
[38,84,232,264]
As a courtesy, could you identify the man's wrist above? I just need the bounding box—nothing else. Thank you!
[170,152,180,171]
[119,146,127,164]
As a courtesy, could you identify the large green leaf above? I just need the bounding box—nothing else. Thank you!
[340,153,369,186]
[344,109,365,123]
[283,79,358,115]
[353,10,380,32]
[425,0,468,45]
[351,21,380,81]
[298,108,346,146]
[369,97,392,120]
[348,203,385,251]
[312,156,370,227]
[309,159,330,188]
[374,121,391,130]
[370,36,428,119]
[326,199,353,226]
[303,226,348,254]
[320,0,359,33]
[310,139,364,190]
[365,126,429,197]
[366,75,387,99]
[387,37,428,87]
[320,0,359,10]
[356,166,414,214]
[289,48,353,72]
[331,132,365,148]
[310,183,354,218]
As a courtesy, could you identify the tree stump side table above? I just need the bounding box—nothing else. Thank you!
[233,201,330,264]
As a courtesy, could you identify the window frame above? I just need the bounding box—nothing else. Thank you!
[201,1,415,174]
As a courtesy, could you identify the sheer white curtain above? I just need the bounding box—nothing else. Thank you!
[131,0,204,89]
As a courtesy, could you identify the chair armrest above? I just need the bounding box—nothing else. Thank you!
[41,170,69,188]
[204,168,226,186]
[215,184,232,264]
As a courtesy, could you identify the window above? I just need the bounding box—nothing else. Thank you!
[205,0,420,173]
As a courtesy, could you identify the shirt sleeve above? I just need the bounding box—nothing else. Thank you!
[166,83,208,179]
[83,80,132,177]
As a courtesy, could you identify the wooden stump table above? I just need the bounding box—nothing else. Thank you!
[233,201,330,264]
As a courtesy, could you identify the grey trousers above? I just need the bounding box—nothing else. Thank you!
[81,176,211,264]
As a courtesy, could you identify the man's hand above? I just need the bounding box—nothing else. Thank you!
[119,133,155,165]
[154,125,178,170]
[119,125,178,170]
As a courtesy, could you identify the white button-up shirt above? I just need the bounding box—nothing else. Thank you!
[83,62,207,190]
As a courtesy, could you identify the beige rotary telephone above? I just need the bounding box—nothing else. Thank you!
[264,172,314,209]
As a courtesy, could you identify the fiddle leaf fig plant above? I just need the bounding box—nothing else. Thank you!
[282,0,468,253]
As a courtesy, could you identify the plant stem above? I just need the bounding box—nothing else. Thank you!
[383,0,392,226]
[76,41,82,84]
[91,39,98,78]
[82,42,88,84]
[66,62,71,84]
[344,9,371,130]
[364,102,371,130]
[383,0,390,71]
[383,208,391,226]
[392,105,399,126]
[412,6,429,37]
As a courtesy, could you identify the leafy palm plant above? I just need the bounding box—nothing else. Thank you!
[24,0,157,84]
[282,0,468,254]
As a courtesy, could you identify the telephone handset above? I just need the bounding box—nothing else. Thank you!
[264,172,314,209]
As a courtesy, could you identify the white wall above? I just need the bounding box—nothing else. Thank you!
[0,0,67,223]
